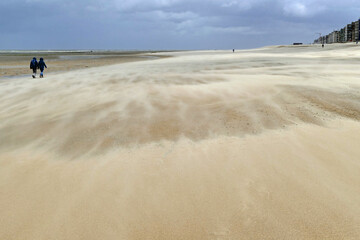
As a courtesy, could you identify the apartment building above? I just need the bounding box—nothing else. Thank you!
[313,19,360,44]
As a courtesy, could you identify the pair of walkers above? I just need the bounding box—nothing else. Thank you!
[30,57,47,78]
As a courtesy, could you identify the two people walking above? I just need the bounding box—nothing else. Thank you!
[30,57,47,78]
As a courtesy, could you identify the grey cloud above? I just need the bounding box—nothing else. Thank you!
[1,0,360,49]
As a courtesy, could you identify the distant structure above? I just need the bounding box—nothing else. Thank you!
[293,43,303,45]
[314,18,360,44]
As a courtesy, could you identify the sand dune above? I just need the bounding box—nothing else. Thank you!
[1,44,360,239]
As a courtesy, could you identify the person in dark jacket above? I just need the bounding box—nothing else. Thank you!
[30,57,38,78]
[38,58,47,78]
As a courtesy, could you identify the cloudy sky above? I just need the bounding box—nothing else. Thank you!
[1,0,360,50]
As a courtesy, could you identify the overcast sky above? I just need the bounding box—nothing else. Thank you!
[1,0,360,50]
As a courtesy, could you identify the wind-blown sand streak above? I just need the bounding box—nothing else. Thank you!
[1,44,360,239]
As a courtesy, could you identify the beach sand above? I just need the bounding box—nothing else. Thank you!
[0,51,168,78]
[1,44,360,239]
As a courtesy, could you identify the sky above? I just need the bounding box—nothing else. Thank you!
[1,0,360,50]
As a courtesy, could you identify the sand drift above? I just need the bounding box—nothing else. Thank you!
[1,45,360,239]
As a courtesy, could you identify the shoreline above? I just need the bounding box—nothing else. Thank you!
[0,51,171,78]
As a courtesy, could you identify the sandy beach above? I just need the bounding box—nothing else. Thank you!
[0,51,168,78]
[1,44,360,239]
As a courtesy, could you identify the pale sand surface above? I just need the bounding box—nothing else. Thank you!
[1,44,360,239]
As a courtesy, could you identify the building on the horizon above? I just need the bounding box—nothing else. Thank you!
[339,28,346,43]
[313,19,360,44]
[328,31,339,43]
[347,24,353,42]
[351,22,356,41]
[353,20,360,41]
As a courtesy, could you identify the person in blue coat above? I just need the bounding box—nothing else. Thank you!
[38,58,47,78]
[30,57,38,78]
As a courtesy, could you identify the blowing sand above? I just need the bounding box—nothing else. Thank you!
[1,44,360,239]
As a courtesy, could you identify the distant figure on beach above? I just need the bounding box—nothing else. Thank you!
[233,49,235,53]
[30,57,38,78]
[38,58,47,78]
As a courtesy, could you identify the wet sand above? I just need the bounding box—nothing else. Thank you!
[1,44,360,239]
[0,51,169,78]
